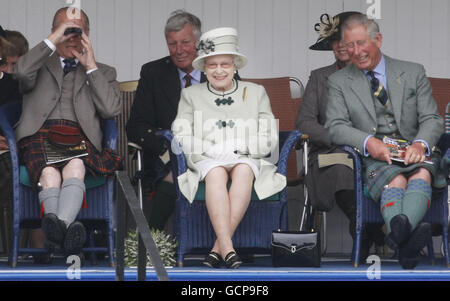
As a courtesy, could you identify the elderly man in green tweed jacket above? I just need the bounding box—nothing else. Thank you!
[325,14,445,269]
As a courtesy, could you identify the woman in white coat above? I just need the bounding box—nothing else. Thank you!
[172,27,285,268]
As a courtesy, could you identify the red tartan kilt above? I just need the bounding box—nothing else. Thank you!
[18,119,122,188]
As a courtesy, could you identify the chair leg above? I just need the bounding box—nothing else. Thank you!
[427,239,435,266]
[108,225,115,267]
[8,226,19,268]
[352,222,364,267]
[442,224,450,268]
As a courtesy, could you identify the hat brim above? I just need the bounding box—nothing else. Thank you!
[193,51,247,72]
[309,33,340,51]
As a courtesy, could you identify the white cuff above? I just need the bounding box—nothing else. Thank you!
[86,68,98,74]
[44,39,56,55]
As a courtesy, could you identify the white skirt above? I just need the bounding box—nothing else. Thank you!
[195,157,260,181]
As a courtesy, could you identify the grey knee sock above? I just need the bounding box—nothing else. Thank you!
[38,187,60,215]
[57,177,85,226]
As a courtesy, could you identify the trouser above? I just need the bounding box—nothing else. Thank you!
[143,181,176,231]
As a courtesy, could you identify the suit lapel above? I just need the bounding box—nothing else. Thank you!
[46,53,63,90]
[73,63,87,96]
[349,64,377,122]
[385,56,405,125]
[162,60,182,111]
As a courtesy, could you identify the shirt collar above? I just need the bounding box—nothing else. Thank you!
[363,54,385,77]
[178,68,201,83]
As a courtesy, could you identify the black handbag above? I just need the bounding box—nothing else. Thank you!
[271,137,321,267]
[271,229,321,267]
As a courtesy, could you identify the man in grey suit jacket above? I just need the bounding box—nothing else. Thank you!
[13,7,121,258]
[296,11,384,262]
[326,14,444,269]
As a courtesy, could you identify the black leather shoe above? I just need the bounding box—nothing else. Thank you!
[41,213,67,249]
[63,221,86,255]
[398,222,431,269]
[203,252,222,269]
[385,214,411,250]
[224,251,243,269]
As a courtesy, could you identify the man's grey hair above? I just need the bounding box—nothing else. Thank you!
[341,14,380,41]
[165,10,202,40]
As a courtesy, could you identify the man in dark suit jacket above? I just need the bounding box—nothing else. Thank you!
[126,10,205,230]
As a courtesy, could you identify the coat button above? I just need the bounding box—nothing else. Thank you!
[369,170,376,179]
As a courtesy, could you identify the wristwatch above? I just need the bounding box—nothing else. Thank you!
[419,142,428,152]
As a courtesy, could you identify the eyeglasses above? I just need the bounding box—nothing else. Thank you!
[0,57,5,67]
[205,61,234,70]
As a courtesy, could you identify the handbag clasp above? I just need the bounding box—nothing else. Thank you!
[290,245,297,253]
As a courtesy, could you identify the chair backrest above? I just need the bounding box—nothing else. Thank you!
[428,77,450,118]
[242,77,303,181]
[428,77,450,133]
[117,80,139,181]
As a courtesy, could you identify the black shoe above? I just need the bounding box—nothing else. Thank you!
[398,222,431,269]
[203,252,222,269]
[41,213,67,249]
[63,221,86,255]
[224,251,242,269]
[385,214,411,250]
[33,253,53,264]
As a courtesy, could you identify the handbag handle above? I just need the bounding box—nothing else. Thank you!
[278,136,312,232]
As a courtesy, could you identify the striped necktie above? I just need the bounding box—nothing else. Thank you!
[367,70,388,106]
[184,73,192,88]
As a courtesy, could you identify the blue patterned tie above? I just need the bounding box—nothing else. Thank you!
[63,58,77,75]
[368,70,388,106]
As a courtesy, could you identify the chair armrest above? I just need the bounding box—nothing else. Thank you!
[155,129,187,177]
[0,103,21,184]
[102,118,118,151]
[277,130,303,176]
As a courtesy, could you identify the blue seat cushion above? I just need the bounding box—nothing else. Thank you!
[194,181,279,201]
[19,165,106,189]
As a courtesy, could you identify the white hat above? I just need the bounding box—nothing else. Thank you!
[192,27,247,72]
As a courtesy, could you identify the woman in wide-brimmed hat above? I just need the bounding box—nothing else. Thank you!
[172,27,286,269]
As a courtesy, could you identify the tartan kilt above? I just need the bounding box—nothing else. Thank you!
[18,119,122,188]
[363,151,447,202]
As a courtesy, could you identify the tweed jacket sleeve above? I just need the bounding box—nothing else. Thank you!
[296,66,334,148]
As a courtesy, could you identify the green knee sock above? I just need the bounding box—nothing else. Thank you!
[380,187,404,233]
[402,179,432,230]
[147,181,176,230]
